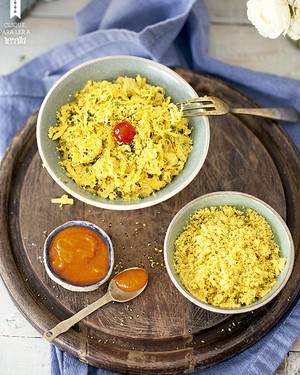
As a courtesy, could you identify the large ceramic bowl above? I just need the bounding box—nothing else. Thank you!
[164,191,294,314]
[36,56,209,210]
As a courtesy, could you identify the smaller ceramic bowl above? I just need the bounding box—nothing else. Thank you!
[44,221,114,292]
[164,191,295,314]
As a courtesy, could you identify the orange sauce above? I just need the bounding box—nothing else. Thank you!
[49,226,110,286]
[114,268,148,292]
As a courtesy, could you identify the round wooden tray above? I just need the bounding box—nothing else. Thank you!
[0,70,299,374]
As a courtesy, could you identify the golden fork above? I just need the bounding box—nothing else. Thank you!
[177,96,300,123]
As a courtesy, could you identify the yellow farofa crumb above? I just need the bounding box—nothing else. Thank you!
[51,194,74,208]
[174,206,286,308]
[48,75,192,201]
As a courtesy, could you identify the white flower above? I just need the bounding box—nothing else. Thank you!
[247,0,291,39]
[287,0,300,39]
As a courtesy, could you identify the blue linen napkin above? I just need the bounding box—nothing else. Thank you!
[0,0,299,374]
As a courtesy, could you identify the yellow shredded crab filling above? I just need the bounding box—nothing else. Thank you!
[48,75,193,200]
[174,205,286,308]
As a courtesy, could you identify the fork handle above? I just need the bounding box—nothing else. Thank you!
[231,107,299,123]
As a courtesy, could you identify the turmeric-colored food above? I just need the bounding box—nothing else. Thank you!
[48,75,192,201]
[174,205,286,308]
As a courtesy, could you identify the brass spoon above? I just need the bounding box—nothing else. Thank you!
[43,267,148,342]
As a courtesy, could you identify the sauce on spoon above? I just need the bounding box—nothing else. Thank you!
[114,267,148,292]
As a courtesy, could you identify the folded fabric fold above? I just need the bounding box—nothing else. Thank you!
[0,0,299,374]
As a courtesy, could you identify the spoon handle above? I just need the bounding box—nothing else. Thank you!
[43,292,113,342]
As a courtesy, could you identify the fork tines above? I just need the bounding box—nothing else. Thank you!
[177,98,216,116]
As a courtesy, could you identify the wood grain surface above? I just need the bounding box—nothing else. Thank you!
[0,71,299,374]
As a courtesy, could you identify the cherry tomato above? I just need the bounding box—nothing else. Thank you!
[113,121,136,144]
[114,121,136,144]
